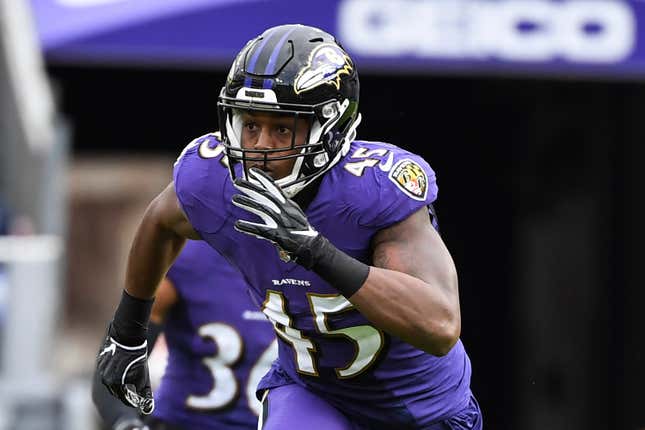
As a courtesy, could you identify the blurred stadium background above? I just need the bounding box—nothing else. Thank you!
[0,0,643,429]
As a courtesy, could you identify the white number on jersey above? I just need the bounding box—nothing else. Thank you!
[308,294,384,378]
[262,291,384,378]
[186,323,242,410]
[246,340,278,416]
[262,291,318,376]
[344,146,392,176]
[186,323,276,416]
[174,132,228,167]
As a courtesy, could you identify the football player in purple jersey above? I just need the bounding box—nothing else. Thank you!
[96,24,482,429]
[93,240,276,430]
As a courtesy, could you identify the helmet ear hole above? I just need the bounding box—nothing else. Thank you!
[310,153,329,169]
[323,130,342,154]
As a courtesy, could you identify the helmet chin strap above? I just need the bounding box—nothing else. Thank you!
[276,166,307,198]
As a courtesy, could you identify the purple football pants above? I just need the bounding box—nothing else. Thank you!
[258,384,483,430]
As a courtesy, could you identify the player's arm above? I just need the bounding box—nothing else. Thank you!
[125,182,199,302]
[96,183,196,414]
[350,207,460,356]
[232,168,459,356]
[92,277,178,428]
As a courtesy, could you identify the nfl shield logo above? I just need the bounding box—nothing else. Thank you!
[277,247,292,263]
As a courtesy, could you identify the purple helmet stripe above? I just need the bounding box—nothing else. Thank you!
[259,27,296,90]
[263,26,297,76]
[244,29,276,87]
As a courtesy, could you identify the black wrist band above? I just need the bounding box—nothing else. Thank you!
[308,236,370,298]
[111,290,154,346]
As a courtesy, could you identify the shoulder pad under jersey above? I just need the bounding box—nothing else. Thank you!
[173,133,231,235]
[333,140,438,230]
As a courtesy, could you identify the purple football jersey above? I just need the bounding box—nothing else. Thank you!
[152,240,277,430]
[173,135,473,428]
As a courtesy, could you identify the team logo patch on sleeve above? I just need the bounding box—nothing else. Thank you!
[389,159,428,201]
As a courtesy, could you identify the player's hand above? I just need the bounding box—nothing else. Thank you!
[96,323,154,415]
[232,168,322,268]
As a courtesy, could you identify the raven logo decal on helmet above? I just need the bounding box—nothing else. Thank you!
[294,44,353,94]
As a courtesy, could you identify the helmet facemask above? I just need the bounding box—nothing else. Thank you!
[218,88,360,198]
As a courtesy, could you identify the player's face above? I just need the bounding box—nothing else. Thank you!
[240,111,311,181]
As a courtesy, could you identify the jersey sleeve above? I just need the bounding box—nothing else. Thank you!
[172,133,230,236]
[340,142,438,230]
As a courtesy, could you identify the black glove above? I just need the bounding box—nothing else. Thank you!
[96,323,154,415]
[232,168,322,268]
[233,168,370,297]
[113,417,150,430]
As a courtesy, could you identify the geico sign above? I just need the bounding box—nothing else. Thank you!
[338,0,635,63]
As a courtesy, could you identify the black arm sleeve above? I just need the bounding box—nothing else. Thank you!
[92,321,164,428]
